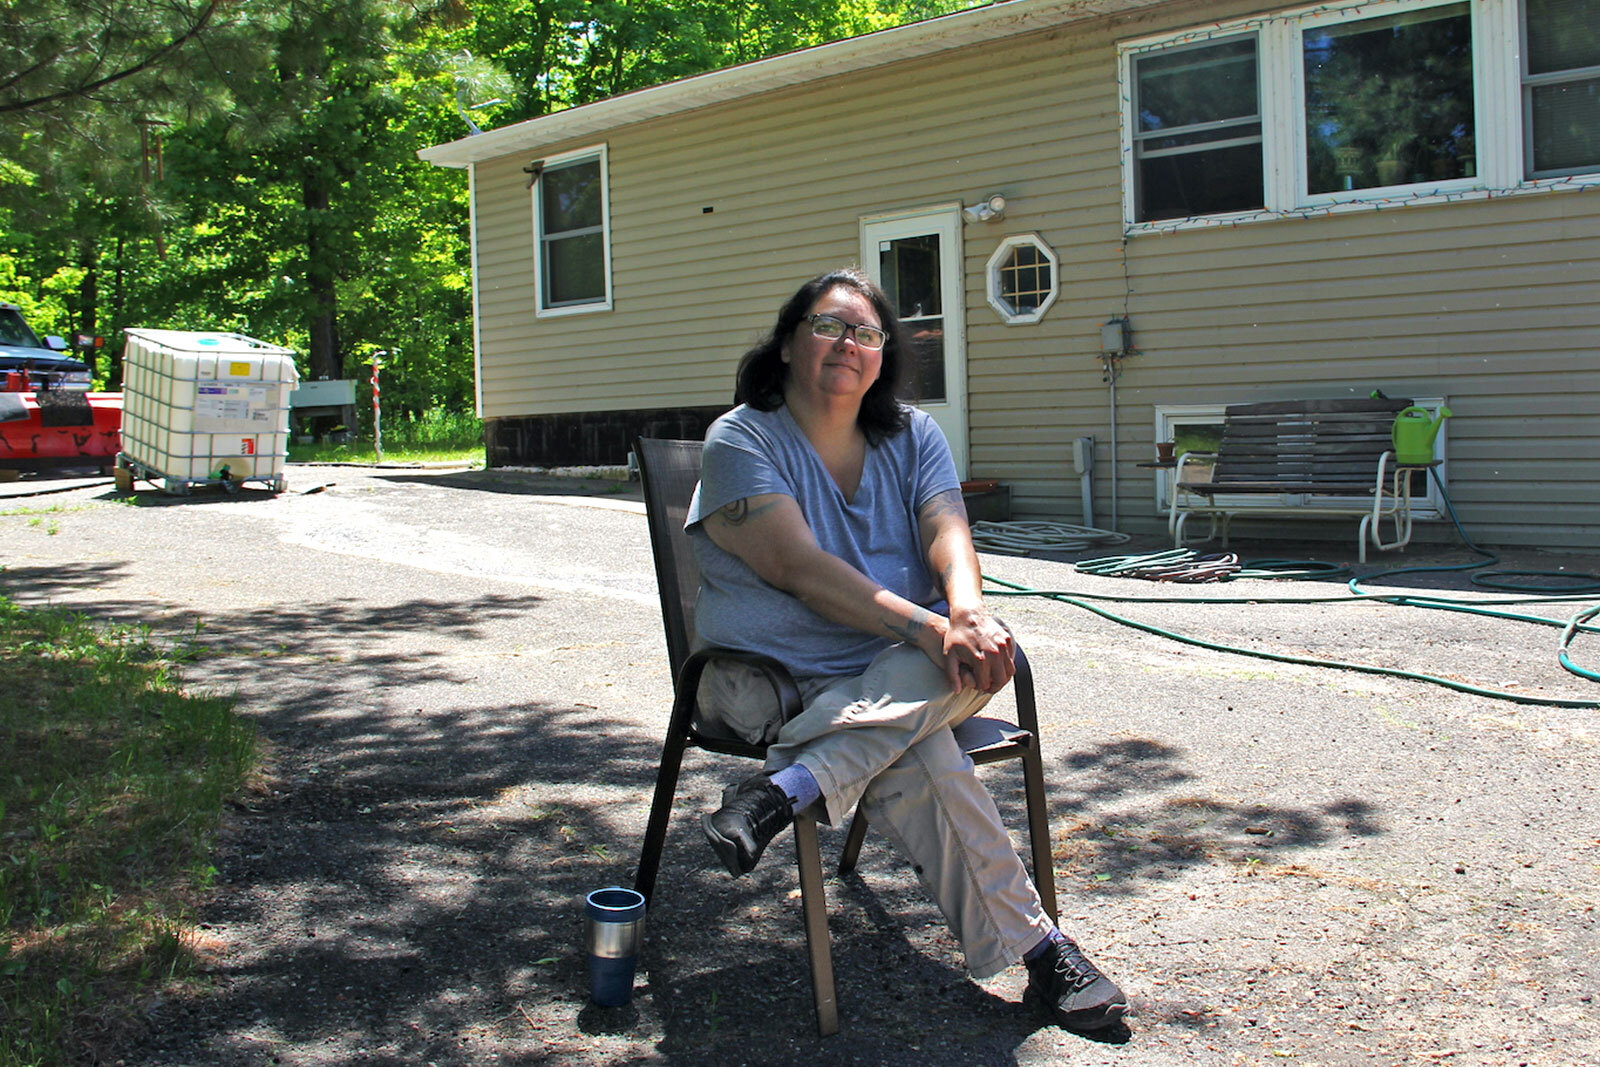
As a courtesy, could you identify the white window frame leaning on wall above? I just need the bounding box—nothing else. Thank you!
[1119,0,1600,233]
[532,144,613,317]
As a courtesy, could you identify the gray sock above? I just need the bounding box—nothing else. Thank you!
[768,763,821,814]
[1024,927,1069,964]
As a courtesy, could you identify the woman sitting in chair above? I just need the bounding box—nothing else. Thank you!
[685,266,1128,1031]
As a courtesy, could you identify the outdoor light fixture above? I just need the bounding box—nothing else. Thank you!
[962,194,1007,223]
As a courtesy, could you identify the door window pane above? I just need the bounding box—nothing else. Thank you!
[879,235,941,319]
[1303,4,1476,194]
[900,324,946,404]
[1133,37,1264,221]
[879,236,946,403]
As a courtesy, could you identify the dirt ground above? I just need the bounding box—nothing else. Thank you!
[3,464,1597,1066]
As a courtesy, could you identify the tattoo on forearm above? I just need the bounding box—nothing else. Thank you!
[716,498,778,527]
[939,562,954,588]
[883,605,931,644]
[918,489,968,524]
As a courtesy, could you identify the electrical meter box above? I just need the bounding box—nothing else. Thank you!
[119,329,298,493]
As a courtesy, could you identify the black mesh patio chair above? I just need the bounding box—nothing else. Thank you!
[631,435,1058,1038]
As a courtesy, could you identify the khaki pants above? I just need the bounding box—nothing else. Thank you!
[696,643,1052,979]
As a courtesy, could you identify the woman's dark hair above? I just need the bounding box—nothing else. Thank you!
[734,267,912,442]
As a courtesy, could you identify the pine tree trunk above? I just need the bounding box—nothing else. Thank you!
[77,239,98,377]
[303,176,340,382]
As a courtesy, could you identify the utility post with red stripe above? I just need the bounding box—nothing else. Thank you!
[371,350,386,463]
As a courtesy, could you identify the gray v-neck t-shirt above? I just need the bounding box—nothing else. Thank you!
[686,403,960,678]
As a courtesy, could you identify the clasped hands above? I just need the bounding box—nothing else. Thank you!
[923,606,1015,695]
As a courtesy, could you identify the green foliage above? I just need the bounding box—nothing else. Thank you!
[471,0,981,121]
[0,259,67,332]
[0,596,256,1066]
[0,0,985,417]
[294,407,484,463]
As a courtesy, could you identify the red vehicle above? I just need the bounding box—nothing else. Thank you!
[0,304,120,474]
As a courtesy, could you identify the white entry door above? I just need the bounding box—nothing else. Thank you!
[860,207,968,477]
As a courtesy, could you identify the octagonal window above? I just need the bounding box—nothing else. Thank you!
[986,234,1059,324]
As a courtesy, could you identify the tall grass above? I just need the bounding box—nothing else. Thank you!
[0,598,256,1066]
[291,407,484,464]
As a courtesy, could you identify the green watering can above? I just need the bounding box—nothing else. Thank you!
[1392,405,1452,465]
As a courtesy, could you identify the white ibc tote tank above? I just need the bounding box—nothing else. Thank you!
[119,329,298,493]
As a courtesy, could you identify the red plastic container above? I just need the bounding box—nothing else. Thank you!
[0,391,123,471]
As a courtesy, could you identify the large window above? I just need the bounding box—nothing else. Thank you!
[1122,0,1600,228]
[534,146,611,315]
[1303,4,1475,194]
[1523,0,1600,176]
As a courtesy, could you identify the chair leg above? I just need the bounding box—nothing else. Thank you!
[1011,651,1058,922]
[837,807,870,875]
[1020,742,1058,923]
[634,720,694,904]
[793,810,839,1037]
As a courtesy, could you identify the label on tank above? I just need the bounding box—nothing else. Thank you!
[196,384,272,426]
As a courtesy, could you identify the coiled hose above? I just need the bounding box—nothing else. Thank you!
[970,521,1130,556]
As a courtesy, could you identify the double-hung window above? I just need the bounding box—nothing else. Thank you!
[1132,37,1265,221]
[1522,0,1600,176]
[533,146,611,315]
[1122,0,1600,229]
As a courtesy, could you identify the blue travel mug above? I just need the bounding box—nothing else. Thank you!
[585,887,647,1007]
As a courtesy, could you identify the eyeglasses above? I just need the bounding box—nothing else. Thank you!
[805,313,887,350]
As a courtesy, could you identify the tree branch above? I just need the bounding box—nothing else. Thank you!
[0,0,224,114]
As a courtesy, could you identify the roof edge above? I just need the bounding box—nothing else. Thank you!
[419,0,1163,168]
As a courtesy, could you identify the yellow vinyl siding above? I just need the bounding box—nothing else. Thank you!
[461,0,1599,548]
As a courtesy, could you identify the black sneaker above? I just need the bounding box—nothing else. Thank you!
[701,774,792,877]
[1024,936,1129,1031]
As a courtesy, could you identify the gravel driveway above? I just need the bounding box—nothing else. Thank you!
[3,464,1597,1066]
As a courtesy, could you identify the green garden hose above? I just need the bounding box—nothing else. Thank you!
[983,470,1600,705]
[983,573,1599,709]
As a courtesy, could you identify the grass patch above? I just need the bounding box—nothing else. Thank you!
[0,597,256,1066]
[290,407,485,465]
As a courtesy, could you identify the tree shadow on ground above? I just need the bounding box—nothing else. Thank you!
[12,557,1384,1065]
[0,559,128,596]
[25,557,1070,1066]
[0,560,544,692]
[1033,735,1383,898]
[97,639,675,1064]
[4,563,656,1064]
